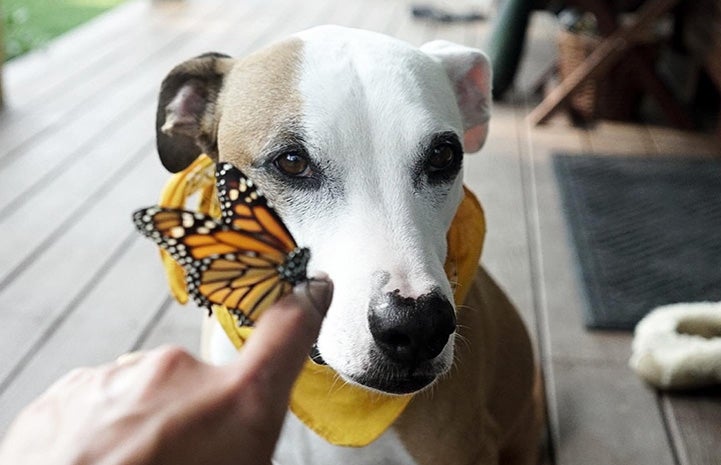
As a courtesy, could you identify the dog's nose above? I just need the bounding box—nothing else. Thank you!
[368,289,456,365]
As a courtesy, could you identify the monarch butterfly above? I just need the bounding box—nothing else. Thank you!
[133,162,310,326]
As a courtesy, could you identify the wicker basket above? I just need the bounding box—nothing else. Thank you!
[557,29,601,121]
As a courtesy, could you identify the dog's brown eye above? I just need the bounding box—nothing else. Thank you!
[428,144,456,171]
[275,152,310,176]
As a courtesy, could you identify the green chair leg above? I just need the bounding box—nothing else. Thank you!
[486,0,535,100]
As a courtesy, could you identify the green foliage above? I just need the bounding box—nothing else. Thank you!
[2,0,126,61]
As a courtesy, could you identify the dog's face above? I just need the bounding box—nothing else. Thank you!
[156,26,491,394]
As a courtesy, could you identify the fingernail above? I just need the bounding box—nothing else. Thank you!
[296,276,333,317]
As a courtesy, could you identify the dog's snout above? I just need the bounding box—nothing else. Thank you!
[368,289,456,365]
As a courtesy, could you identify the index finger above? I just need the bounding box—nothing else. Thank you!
[227,277,332,402]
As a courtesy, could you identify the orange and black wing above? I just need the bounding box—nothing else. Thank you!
[216,162,297,252]
[132,207,295,324]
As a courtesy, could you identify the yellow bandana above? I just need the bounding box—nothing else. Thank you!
[156,154,486,447]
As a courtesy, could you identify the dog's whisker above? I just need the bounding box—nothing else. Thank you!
[326,372,354,396]
[327,373,344,395]
[453,331,472,351]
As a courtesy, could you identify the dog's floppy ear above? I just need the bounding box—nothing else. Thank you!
[421,41,492,153]
[156,52,234,172]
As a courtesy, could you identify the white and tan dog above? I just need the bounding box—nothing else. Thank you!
[156,26,541,465]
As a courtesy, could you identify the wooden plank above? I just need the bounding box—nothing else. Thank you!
[0,0,242,161]
[0,106,155,287]
[433,22,471,46]
[0,152,166,388]
[345,0,404,34]
[391,0,434,47]
[463,104,538,339]
[0,238,171,434]
[552,362,675,465]
[138,301,203,357]
[522,115,677,463]
[396,0,438,45]
[662,391,721,465]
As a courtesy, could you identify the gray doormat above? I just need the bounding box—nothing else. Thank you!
[552,154,721,330]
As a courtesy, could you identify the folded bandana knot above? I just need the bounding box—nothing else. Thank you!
[155,154,485,447]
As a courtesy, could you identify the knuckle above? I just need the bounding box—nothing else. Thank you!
[154,345,193,366]
[141,346,197,388]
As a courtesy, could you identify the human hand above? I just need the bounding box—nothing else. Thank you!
[0,278,332,465]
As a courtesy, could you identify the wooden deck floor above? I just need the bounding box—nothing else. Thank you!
[0,0,719,463]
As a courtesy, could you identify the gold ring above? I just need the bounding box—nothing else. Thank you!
[115,351,144,365]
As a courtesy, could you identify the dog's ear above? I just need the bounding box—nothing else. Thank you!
[156,52,234,172]
[421,41,492,153]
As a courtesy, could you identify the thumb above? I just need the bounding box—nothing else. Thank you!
[229,276,332,406]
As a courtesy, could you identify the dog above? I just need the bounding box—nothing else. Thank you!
[154,25,541,465]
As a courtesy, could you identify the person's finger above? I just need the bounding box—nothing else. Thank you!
[227,276,332,400]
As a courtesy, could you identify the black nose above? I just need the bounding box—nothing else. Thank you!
[368,289,456,365]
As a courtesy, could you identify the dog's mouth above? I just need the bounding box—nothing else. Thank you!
[309,345,436,394]
[347,348,442,394]
[347,370,436,395]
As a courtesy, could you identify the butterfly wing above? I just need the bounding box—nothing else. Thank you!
[216,162,297,252]
[196,256,293,323]
[133,207,292,323]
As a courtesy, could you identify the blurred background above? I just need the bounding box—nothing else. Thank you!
[0,0,719,464]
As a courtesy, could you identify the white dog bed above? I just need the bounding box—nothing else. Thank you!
[630,302,721,389]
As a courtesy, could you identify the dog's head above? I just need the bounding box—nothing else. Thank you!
[156,26,491,394]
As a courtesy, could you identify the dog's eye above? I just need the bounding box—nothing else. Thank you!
[428,144,456,172]
[275,152,311,177]
[420,135,463,186]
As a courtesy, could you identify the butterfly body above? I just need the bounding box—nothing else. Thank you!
[133,163,309,325]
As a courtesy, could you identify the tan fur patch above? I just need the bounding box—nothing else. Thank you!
[216,39,303,169]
